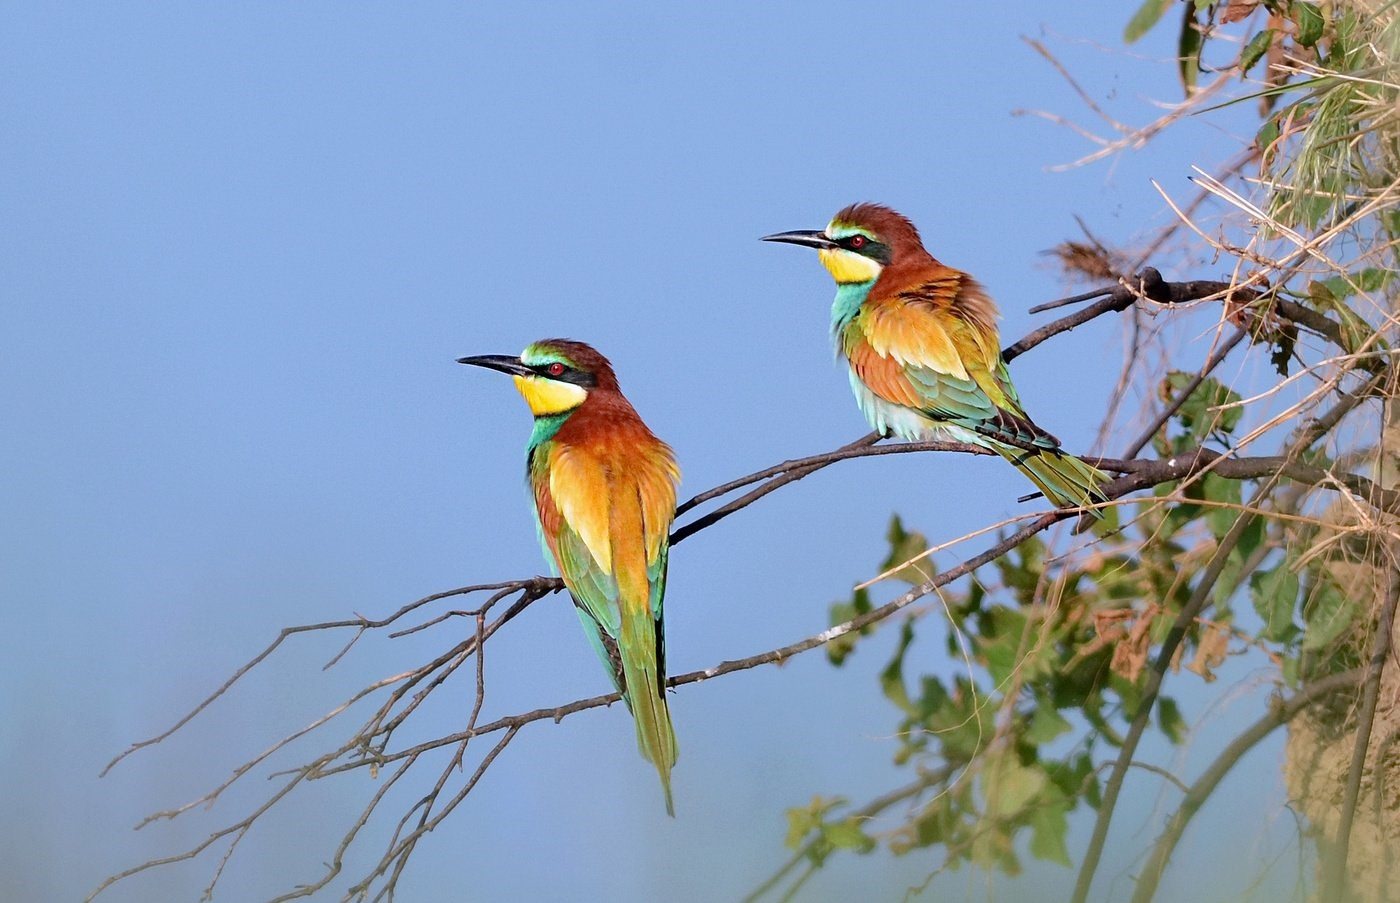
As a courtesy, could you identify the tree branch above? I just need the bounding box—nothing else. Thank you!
[1121,327,1248,459]
[98,580,547,777]
[1019,267,1377,372]
[1130,668,1367,903]
[1071,486,1270,903]
[310,511,1073,780]
[1009,267,1258,361]
[745,763,960,903]
[93,261,1393,902]
[1091,446,1400,516]
[670,438,988,543]
[1071,365,1383,903]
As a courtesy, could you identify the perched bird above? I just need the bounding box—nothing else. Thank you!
[763,203,1105,516]
[459,339,681,814]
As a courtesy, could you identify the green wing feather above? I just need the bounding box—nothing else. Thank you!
[555,522,627,692]
[853,287,1107,515]
[536,448,679,814]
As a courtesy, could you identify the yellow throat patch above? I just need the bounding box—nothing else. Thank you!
[512,375,587,416]
[818,247,883,284]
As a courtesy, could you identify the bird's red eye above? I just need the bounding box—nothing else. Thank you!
[849,235,867,249]
[547,362,566,376]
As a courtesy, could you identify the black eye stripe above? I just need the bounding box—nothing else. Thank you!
[531,363,598,387]
[839,234,891,264]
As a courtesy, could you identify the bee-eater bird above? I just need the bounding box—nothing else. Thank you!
[763,203,1105,516]
[458,339,681,814]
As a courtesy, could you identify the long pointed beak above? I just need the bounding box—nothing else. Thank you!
[456,354,534,377]
[760,229,838,250]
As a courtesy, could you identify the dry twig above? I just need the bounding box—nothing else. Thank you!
[93,268,1396,902]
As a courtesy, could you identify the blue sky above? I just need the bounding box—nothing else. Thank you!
[2,4,1296,901]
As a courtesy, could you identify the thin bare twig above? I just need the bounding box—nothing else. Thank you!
[1071,484,1272,903]
[1121,327,1249,459]
[1072,365,1387,903]
[94,256,1396,902]
[1131,668,1368,903]
[745,763,960,903]
[1009,267,1261,360]
[99,580,537,777]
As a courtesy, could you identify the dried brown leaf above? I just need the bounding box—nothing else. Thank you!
[1186,622,1231,681]
[1109,605,1160,682]
[1221,0,1259,26]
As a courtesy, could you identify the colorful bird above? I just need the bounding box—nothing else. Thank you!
[763,203,1106,516]
[459,339,681,814]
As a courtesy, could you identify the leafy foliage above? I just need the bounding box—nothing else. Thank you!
[782,346,1382,891]
[763,2,1400,899]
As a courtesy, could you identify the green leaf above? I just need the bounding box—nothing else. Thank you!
[1256,114,1281,156]
[926,676,991,762]
[1026,704,1073,745]
[1158,696,1188,744]
[1308,279,1339,309]
[1029,803,1072,867]
[1212,543,1247,609]
[1163,372,1244,439]
[881,515,932,586]
[826,587,873,666]
[785,796,840,850]
[1292,1,1325,47]
[1303,579,1359,651]
[1307,280,1377,354]
[984,754,1046,818]
[1316,272,1395,358]
[1178,5,1203,96]
[1251,564,1300,642]
[981,625,1025,687]
[996,536,1047,595]
[914,673,951,720]
[1321,268,1395,299]
[822,819,876,853]
[1326,6,1356,64]
[1125,0,1173,43]
[880,620,917,715]
[1162,491,1204,537]
[1235,510,1266,563]
[785,806,816,849]
[1202,473,1243,539]
[1240,28,1275,72]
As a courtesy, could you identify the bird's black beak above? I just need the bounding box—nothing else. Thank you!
[760,229,838,250]
[456,354,534,377]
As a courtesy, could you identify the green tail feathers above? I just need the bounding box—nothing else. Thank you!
[991,442,1108,519]
[578,608,679,814]
[621,655,679,816]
